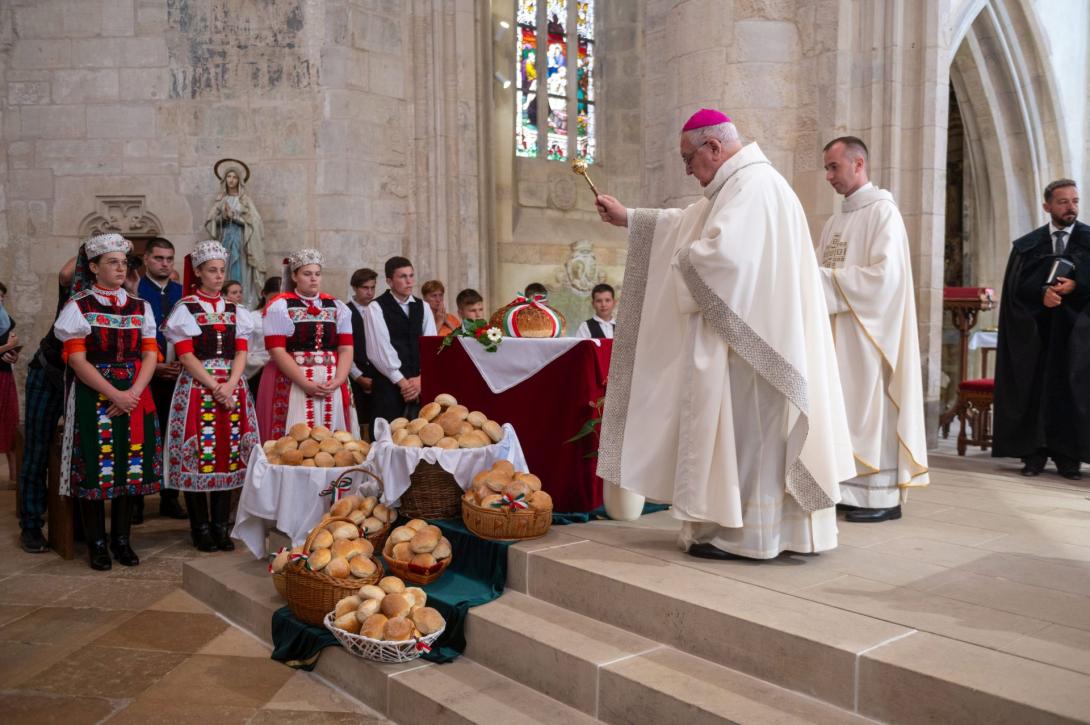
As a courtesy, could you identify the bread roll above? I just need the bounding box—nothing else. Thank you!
[457,432,487,449]
[373,503,396,523]
[434,393,457,408]
[270,549,291,573]
[379,575,405,594]
[310,425,333,441]
[311,529,334,550]
[350,450,365,465]
[410,606,445,635]
[335,595,362,617]
[400,434,423,448]
[409,528,440,554]
[358,440,371,456]
[360,613,387,639]
[407,418,429,434]
[275,436,298,453]
[404,518,428,532]
[484,470,511,492]
[388,526,415,545]
[491,460,515,475]
[482,420,503,443]
[436,411,463,437]
[436,436,459,450]
[448,404,469,421]
[314,451,335,467]
[350,556,378,578]
[266,451,282,465]
[326,557,350,578]
[333,612,361,634]
[362,516,384,534]
[503,479,530,501]
[346,509,366,526]
[289,423,312,442]
[279,449,303,466]
[472,429,494,446]
[339,494,363,510]
[329,521,359,541]
[455,421,474,436]
[466,410,488,428]
[383,616,413,641]
[420,402,442,421]
[355,597,381,621]
[424,524,442,538]
[330,497,354,518]
[263,439,277,454]
[319,438,342,454]
[528,490,553,511]
[431,537,452,561]
[333,450,356,468]
[353,538,375,558]
[411,552,438,570]
[472,483,491,503]
[479,493,503,508]
[403,586,427,609]
[517,472,542,492]
[333,430,354,443]
[343,440,363,452]
[301,458,316,467]
[380,592,412,618]
[308,548,332,571]
[419,423,444,446]
[331,538,357,560]
[359,496,377,515]
[391,542,414,563]
[358,584,385,601]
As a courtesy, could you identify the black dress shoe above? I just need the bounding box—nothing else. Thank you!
[110,538,140,566]
[687,543,756,560]
[159,497,188,520]
[1059,469,1083,481]
[87,540,112,571]
[835,503,860,512]
[1020,465,1043,477]
[191,524,218,553]
[210,523,235,551]
[845,505,902,523]
[20,527,49,554]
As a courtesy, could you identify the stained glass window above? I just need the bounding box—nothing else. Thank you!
[515,0,595,164]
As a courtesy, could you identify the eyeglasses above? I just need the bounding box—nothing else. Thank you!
[681,141,709,167]
[97,259,130,269]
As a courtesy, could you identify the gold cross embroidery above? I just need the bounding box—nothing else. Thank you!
[822,233,847,268]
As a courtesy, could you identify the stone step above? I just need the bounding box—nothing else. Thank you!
[466,589,872,723]
[508,530,1090,724]
[182,552,598,725]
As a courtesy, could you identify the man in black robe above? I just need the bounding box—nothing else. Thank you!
[993,179,1090,479]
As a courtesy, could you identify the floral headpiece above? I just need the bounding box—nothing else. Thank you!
[288,248,323,271]
[191,239,228,268]
[83,233,132,260]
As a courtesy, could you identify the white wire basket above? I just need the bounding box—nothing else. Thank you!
[323,612,446,663]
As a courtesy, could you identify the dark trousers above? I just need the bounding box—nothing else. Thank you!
[18,366,65,530]
[369,376,419,434]
[149,376,179,503]
[1024,449,1081,474]
[351,380,372,441]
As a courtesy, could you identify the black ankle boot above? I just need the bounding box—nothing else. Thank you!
[109,497,140,566]
[79,500,111,571]
[185,492,217,552]
[210,491,235,551]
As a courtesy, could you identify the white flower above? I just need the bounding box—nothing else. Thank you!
[486,327,503,343]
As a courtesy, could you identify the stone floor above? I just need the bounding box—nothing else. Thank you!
[0,491,389,725]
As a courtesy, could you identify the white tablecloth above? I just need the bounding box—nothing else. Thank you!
[232,447,383,558]
[369,418,528,505]
[969,330,998,350]
[459,337,602,393]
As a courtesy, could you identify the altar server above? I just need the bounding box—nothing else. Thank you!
[257,249,358,441]
[575,283,617,339]
[163,242,259,551]
[54,234,161,570]
[593,109,855,560]
[815,137,929,522]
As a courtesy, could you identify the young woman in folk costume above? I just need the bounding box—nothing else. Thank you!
[256,249,359,441]
[163,241,260,552]
[53,234,160,571]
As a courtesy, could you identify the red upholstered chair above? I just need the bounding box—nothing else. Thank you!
[956,377,994,455]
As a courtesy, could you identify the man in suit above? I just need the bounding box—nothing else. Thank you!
[993,179,1090,479]
[363,257,437,430]
[136,238,186,520]
[347,267,378,439]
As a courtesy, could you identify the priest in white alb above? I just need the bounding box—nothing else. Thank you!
[816,137,929,522]
[593,109,856,560]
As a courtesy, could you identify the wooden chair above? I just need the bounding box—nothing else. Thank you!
[956,377,994,455]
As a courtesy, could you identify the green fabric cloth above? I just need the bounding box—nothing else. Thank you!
[551,501,670,525]
[270,518,511,668]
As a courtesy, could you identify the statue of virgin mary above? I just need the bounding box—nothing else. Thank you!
[204,158,266,306]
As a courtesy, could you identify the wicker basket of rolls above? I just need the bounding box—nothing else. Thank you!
[284,516,384,625]
[324,575,446,663]
[381,518,454,585]
[461,461,553,541]
[324,467,398,551]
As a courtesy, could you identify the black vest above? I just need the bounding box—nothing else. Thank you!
[585,318,606,339]
[375,291,424,378]
[348,302,372,376]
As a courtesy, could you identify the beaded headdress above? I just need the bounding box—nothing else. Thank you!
[288,248,323,271]
[83,233,133,260]
[191,239,228,268]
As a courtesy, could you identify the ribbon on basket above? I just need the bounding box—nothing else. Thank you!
[494,493,528,510]
[502,294,563,337]
[319,476,354,503]
[290,551,311,569]
[267,546,289,574]
[414,639,432,654]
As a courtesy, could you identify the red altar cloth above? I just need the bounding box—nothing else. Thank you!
[419,337,611,513]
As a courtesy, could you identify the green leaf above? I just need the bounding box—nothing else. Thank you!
[565,417,601,443]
